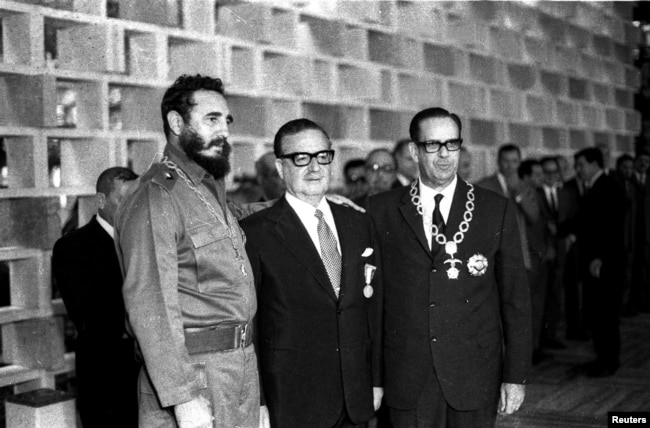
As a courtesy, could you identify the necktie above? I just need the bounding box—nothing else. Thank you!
[315,209,341,298]
[432,194,445,234]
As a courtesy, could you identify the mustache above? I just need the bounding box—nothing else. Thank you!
[207,136,229,149]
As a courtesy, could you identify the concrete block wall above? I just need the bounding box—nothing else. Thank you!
[0,0,640,409]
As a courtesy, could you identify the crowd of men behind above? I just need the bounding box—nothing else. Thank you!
[49,73,647,428]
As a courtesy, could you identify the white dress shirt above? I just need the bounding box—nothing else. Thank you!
[285,193,341,256]
[419,175,458,250]
[96,213,114,239]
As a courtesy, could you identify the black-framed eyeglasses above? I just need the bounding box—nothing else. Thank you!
[366,163,396,173]
[279,150,335,167]
[415,138,463,153]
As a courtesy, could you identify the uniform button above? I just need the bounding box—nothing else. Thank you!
[431,268,437,273]
[336,348,340,352]
[465,299,470,303]
[429,302,436,307]
[431,337,437,342]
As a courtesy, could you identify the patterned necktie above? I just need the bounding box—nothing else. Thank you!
[315,209,341,298]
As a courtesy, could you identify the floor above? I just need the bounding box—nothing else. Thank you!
[496,313,650,427]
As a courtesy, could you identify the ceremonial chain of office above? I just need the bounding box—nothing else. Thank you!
[409,180,476,279]
[161,156,248,277]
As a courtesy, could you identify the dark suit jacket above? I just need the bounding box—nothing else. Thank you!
[241,197,382,427]
[52,217,139,427]
[367,179,531,411]
[575,173,625,280]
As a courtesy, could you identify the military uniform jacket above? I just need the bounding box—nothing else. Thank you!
[367,178,531,411]
[115,143,256,407]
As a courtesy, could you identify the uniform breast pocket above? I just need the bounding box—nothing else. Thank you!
[189,224,233,291]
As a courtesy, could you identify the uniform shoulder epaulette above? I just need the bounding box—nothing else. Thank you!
[149,162,178,191]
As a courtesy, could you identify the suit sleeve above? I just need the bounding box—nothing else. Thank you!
[52,238,85,331]
[115,183,198,408]
[242,223,267,407]
[368,220,383,387]
[495,199,532,384]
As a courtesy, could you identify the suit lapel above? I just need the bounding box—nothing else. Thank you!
[330,203,356,301]
[444,179,469,243]
[268,197,338,301]
[398,187,433,261]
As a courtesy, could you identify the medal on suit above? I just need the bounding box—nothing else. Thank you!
[363,263,376,298]
[410,181,475,279]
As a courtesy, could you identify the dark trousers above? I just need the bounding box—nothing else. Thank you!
[333,406,368,428]
[388,370,498,428]
[583,274,622,369]
[564,244,586,336]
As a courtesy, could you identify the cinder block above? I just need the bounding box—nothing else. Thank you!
[308,60,335,99]
[369,109,411,142]
[507,64,536,91]
[539,13,565,45]
[540,71,564,96]
[491,89,522,120]
[2,318,65,370]
[592,84,612,105]
[469,54,497,85]
[593,131,611,147]
[566,24,589,50]
[613,2,634,20]
[523,36,552,65]
[424,43,456,77]
[616,134,634,152]
[225,45,256,91]
[262,52,309,96]
[5,389,76,428]
[369,31,422,69]
[582,105,603,128]
[625,67,641,89]
[508,123,540,148]
[625,22,641,45]
[554,46,577,75]
[614,89,633,109]
[397,2,443,40]
[568,78,590,101]
[447,82,486,117]
[570,129,588,149]
[613,42,631,63]
[398,74,442,109]
[603,61,625,86]
[625,110,642,133]
[342,25,369,61]
[592,35,612,57]
[339,63,382,101]
[542,127,564,150]
[0,74,57,128]
[525,95,552,123]
[556,101,579,125]
[168,37,220,79]
[490,28,522,61]
[605,108,623,130]
[297,16,344,57]
[469,119,500,146]
[579,55,603,81]
[228,95,267,137]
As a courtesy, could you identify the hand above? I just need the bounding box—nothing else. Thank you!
[325,194,366,213]
[372,387,384,411]
[498,383,525,415]
[174,396,213,428]
[259,405,270,428]
[589,259,602,279]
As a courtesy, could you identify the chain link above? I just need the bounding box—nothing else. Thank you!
[161,156,248,272]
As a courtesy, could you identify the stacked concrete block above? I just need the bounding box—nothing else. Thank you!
[0,0,640,411]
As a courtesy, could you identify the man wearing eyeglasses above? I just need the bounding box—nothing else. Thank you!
[367,107,531,428]
[241,118,383,428]
[353,149,398,207]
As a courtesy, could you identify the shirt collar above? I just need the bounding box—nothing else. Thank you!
[496,172,509,196]
[163,142,209,187]
[284,192,330,218]
[589,169,604,188]
[95,213,114,239]
[419,175,458,204]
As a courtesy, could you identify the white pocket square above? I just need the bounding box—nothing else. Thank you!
[362,248,373,257]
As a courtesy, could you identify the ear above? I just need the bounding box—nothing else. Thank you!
[96,192,107,210]
[167,110,185,136]
[408,142,420,164]
[275,159,284,181]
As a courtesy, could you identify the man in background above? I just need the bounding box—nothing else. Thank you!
[255,151,286,201]
[393,138,418,186]
[52,166,140,428]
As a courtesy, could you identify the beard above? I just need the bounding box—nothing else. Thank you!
[179,127,231,179]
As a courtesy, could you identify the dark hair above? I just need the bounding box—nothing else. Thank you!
[161,74,225,137]
[574,147,603,168]
[616,154,634,169]
[393,138,411,156]
[409,108,462,142]
[344,159,365,174]
[498,144,521,161]
[518,159,540,179]
[273,118,330,157]
[96,167,138,195]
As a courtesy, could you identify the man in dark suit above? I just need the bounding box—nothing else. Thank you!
[241,119,383,428]
[367,108,531,428]
[574,147,626,377]
[52,167,140,427]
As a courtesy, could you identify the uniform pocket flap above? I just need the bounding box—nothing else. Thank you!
[189,225,228,248]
